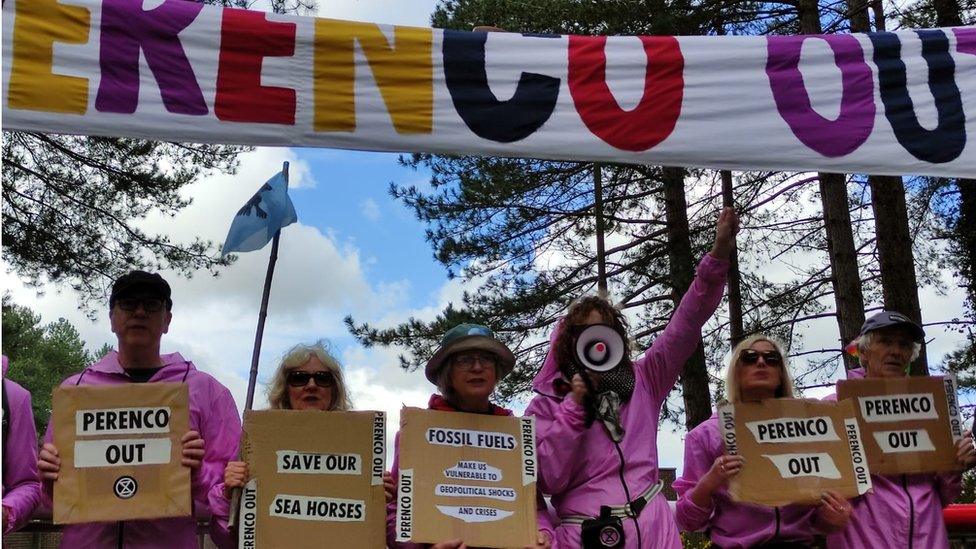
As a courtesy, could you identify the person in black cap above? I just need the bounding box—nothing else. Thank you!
[36,270,242,548]
[851,310,927,378]
[385,323,555,549]
[825,310,976,548]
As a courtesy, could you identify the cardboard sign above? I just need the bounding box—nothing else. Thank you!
[718,398,872,506]
[396,408,537,547]
[238,410,387,549]
[837,375,963,475]
[52,383,191,523]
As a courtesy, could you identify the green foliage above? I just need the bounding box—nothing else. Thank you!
[957,469,976,504]
[2,296,92,436]
[681,531,711,549]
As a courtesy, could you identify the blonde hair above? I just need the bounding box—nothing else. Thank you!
[724,335,794,403]
[266,341,353,411]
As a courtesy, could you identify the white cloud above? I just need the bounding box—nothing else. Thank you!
[360,197,381,222]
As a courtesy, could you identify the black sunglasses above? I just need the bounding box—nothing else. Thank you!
[739,349,783,366]
[286,371,335,388]
[116,297,165,313]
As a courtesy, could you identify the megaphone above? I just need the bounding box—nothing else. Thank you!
[572,324,626,372]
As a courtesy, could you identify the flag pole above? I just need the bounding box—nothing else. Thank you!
[230,160,288,527]
[244,160,287,409]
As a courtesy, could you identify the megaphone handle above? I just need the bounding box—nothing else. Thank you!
[579,371,600,427]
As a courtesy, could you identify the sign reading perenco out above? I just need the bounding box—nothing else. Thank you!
[718,398,872,506]
[52,383,191,523]
[838,375,964,475]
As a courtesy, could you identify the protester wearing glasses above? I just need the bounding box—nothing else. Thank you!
[210,342,396,539]
[386,324,555,549]
[36,271,241,548]
[524,208,736,549]
[826,311,976,549]
[674,336,851,548]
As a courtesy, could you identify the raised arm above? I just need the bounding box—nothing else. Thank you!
[641,207,737,401]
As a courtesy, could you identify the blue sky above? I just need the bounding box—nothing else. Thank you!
[292,149,444,309]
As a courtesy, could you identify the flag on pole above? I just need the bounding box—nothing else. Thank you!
[221,171,297,255]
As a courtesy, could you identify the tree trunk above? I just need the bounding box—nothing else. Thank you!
[663,167,712,430]
[721,170,745,345]
[820,174,866,368]
[800,0,866,369]
[933,0,963,26]
[869,177,929,374]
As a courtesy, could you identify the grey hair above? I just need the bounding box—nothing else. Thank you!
[435,353,502,404]
[266,341,353,411]
[855,331,922,367]
[724,335,795,403]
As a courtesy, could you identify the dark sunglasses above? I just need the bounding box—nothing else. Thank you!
[116,297,165,313]
[739,349,783,366]
[286,370,335,388]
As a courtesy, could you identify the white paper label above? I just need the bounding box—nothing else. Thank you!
[845,417,872,495]
[275,451,362,475]
[268,494,366,522]
[746,416,840,444]
[434,484,517,502]
[945,376,963,442]
[239,479,258,549]
[371,412,386,486]
[520,417,536,486]
[718,403,737,455]
[396,468,413,541]
[74,438,171,468]
[873,429,937,453]
[75,407,171,436]
[858,393,938,423]
[425,428,517,450]
[444,461,503,482]
[763,453,842,479]
[436,505,514,523]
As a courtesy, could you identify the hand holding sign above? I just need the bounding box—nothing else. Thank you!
[704,455,744,490]
[224,461,249,497]
[38,443,62,481]
[816,490,852,533]
[181,431,205,469]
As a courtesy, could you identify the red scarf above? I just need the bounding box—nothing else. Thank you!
[427,394,512,416]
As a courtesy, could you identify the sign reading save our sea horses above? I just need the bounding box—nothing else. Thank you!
[2,0,974,178]
[238,410,387,549]
[396,407,537,547]
[52,383,191,524]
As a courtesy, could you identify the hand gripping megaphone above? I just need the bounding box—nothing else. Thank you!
[572,324,626,372]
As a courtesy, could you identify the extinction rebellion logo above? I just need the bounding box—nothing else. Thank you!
[113,476,137,499]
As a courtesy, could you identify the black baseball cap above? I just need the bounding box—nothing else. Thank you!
[858,310,925,343]
[109,271,172,310]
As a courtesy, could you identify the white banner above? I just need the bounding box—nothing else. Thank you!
[2,0,974,177]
